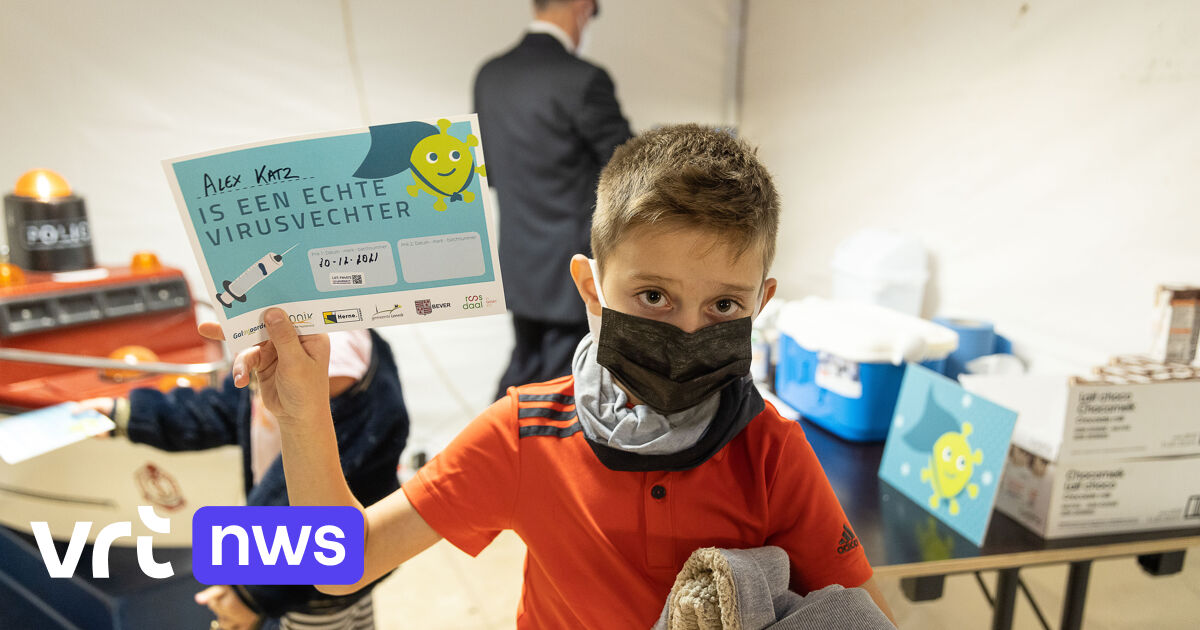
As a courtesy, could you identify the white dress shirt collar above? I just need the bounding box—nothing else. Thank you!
[528,20,576,54]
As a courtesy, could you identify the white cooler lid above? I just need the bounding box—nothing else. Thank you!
[777,297,959,365]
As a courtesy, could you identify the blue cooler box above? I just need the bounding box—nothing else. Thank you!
[774,297,958,442]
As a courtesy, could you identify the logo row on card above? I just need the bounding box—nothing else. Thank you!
[231,294,501,336]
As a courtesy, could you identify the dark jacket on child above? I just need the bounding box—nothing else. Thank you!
[124,330,408,618]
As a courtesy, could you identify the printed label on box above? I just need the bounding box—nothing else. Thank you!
[997,447,1200,538]
[1064,382,1200,459]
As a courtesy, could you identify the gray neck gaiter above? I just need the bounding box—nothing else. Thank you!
[571,334,720,455]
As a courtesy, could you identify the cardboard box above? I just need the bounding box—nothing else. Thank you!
[1150,285,1200,365]
[964,373,1200,538]
[997,447,1200,538]
[960,375,1200,461]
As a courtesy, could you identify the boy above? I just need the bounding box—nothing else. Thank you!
[213,125,894,627]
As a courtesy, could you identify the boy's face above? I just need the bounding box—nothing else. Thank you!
[570,223,777,334]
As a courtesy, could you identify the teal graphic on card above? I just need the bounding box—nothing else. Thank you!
[169,119,495,319]
[877,364,1017,546]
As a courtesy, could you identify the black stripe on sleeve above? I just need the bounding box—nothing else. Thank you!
[519,423,582,439]
[517,407,577,421]
[517,393,575,405]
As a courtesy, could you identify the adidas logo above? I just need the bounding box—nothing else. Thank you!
[836,523,860,554]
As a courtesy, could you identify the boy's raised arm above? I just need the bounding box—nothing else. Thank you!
[203,309,442,594]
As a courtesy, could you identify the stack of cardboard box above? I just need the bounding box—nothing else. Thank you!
[963,359,1200,539]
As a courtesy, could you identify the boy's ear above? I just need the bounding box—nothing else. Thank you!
[755,277,778,319]
[569,254,602,317]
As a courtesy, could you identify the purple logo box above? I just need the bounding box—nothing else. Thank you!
[192,506,364,585]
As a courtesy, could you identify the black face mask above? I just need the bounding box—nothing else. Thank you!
[595,307,753,414]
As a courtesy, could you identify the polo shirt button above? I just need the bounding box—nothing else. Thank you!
[650,484,666,500]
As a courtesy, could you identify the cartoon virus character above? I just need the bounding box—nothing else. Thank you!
[353,118,487,212]
[920,422,983,515]
[903,388,984,516]
[406,119,487,211]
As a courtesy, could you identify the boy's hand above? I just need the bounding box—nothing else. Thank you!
[202,308,331,424]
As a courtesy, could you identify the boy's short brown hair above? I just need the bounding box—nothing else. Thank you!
[591,124,780,275]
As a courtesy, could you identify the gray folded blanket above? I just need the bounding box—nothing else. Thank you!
[652,547,895,630]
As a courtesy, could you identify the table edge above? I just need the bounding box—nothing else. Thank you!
[871,535,1200,578]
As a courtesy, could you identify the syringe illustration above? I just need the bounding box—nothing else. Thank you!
[216,244,297,308]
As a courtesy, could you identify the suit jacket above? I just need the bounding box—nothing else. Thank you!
[474,32,632,323]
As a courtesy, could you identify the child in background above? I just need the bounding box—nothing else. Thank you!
[82,330,408,630]
[212,125,895,628]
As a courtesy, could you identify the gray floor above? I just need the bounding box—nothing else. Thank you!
[372,533,1200,629]
[372,314,1200,628]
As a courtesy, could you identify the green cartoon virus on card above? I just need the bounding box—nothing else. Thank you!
[406,119,487,211]
[903,389,984,516]
[353,118,487,211]
[921,423,983,515]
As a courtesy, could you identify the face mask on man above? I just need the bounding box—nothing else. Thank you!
[587,259,755,414]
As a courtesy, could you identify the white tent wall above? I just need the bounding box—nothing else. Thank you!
[0,0,734,453]
[0,1,361,286]
[350,0,735,129]
[740,1,1200,372]
[11,0,1193,378]
[0,0,733,296]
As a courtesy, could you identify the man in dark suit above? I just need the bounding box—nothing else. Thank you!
[475,0,633,398]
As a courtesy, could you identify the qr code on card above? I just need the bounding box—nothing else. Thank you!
[330,273,365,286]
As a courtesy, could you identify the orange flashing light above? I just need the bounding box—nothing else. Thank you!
[0,262,25,287]
[156,373,209,392]
[102,345,159,381]
[14,169,72,200]
[131,251,163,273]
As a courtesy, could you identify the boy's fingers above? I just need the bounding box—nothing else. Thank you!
[298,331,331,364]
[232,347,261,387]
[197,321,226,341]
[195,585,221,605]
[258,340,279,368]
[263,308,306,362]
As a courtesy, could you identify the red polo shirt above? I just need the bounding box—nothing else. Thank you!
[402,376,872,629]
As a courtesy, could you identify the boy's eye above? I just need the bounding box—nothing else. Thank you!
[714,299,737,315]
[638,290,666,308]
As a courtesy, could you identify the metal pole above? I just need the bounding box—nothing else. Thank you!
[0,346,228,375]
[1060,560,1092,630]
[991,568,1020,630]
